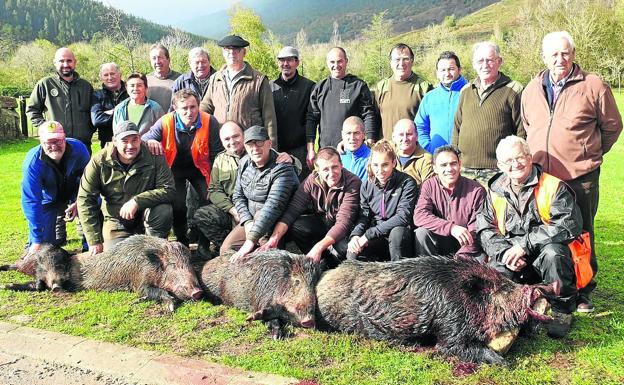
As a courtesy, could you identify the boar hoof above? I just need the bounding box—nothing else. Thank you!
[482,349,507,365]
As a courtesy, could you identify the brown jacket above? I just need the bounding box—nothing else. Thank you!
[521,65,623,180]
[200,62,277,146]
[396,144,434,189]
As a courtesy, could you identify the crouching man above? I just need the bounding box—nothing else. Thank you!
[260,147,361,265]
[476,135,582,338]
[77,121,176,254]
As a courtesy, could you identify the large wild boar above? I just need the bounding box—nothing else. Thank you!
[1,235,203,311]
[200,250,320,339]
[315,256,558,364]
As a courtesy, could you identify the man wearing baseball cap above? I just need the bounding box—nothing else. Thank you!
[21,121,90,252]
[222,125,299,262]
[200,35,277,148]
[271,46,315,180]
[77,120,175,254]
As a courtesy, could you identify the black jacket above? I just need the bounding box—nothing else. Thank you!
[91,81,128,143]
[351,170,417,240]
[233,150,300,243]
[306,74,376,147]
[271,71,315,152]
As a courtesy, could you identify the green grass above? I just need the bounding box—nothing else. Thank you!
[1,95,623,384]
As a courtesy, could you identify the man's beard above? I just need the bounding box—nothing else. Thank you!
[59,69,75,78]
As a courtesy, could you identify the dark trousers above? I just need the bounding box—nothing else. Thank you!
[102,203,173,250]
[286,215,348,262]
[414,227,460,256]
[347,226,413,262]
[489,242,577,313]
[173,176,208,245]
[566,168,599,298]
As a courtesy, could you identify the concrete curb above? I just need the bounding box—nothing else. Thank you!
[0,321,298,385]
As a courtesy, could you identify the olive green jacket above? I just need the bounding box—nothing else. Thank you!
[396,144,434,189]
[77,142,175,245]
[208,150,241,213]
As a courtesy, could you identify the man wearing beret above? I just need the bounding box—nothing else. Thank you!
[22,121,90,252]
[200,35,278,147]
[221,125,299,262]
[78,121,175,255]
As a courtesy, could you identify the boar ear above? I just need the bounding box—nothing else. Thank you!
[463,274,491,296]
[145,250,166,270]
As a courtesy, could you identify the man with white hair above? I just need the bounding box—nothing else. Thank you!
[172,47,216,103]
[91,62,128,147]
[452,41,524,186]
[476,135,582,338]
[521,31,623,312]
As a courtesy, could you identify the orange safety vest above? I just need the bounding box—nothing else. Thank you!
[161,112,211,185]
[489,172,593,289]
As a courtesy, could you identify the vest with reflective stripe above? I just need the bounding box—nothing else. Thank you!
[490,172,561,235]
[161,112,211,184]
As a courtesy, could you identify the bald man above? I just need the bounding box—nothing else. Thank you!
[27,47,95,151]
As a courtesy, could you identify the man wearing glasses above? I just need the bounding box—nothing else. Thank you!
[221,126,299,262]
[21,121,90,252]
[452,41,524,186]
[476,135,582,338]
[200,35,277,147]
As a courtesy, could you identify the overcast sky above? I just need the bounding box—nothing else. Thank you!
[97,0,234,25]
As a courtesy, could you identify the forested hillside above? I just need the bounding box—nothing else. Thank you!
[0,0,207,45]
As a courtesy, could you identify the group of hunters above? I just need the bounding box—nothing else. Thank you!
[21,30,623,338]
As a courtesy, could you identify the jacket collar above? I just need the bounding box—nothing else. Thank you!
[441,75,467,91]
[471,71,511,91]
[274,71,300,87]
[345,143,370,158]
[488,164,541,195]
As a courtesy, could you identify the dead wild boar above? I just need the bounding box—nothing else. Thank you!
[315,255,558,364]
[1,235,203,311]
[200,250,320,339]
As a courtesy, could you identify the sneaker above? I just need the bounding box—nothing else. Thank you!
[546,312,573,338]
[576,299,595,313]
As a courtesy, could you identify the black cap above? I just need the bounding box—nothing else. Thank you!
[218,35,250,48]
[113,120,139,139]
[244,125,270,143]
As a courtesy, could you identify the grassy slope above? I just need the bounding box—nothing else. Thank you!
[0,95,622,383]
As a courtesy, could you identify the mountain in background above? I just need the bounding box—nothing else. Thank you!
[179,0,499,43]
[0,0,208,45]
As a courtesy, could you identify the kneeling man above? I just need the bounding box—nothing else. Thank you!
[78,121,175,254]
[476,135,582,338]
[261,147,361,263]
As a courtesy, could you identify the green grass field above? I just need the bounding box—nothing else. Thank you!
[1,95,623,384]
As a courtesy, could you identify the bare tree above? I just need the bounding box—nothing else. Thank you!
[98,6,141,71]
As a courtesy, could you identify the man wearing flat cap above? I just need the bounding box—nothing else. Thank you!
[271,46,315,179]
[78,120,176,255]
[200,35,277,147]
[221,125,299,262]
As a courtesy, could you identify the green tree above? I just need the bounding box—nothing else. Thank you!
[359,11,393,85]
[229,5,278,78]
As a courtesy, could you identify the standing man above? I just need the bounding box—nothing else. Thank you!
[172,47,215,103]
[261,147,361,264]
[392,119,434,189]
[146,43,181,111]
[340,116,370,180]
[200,35,277,146]
[77,121,175,254]
[452,41,524,186]
[306,47,376,166]
[27,47,95,151]
[22,121,90,252]
[476,136,582,337]
[221,126,299,261]
[271,46,315,178]
[373,43,432,140]
[521,31,623,312]
[91,62,128,148]
[413,145,486,260]
[415,51,467,153]
[142,89,222,245]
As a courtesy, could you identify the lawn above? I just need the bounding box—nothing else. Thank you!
[1,95,623,384]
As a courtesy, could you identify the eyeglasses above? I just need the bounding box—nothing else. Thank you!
[223,46,243,52]
[474,58,499,66]
[246,140,266,148]
[499,154,530,166]
[42,139,64,147]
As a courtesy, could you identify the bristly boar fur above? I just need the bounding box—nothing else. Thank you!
[1,235,203,311]
[315,255,557,364]
[200,250,320,339]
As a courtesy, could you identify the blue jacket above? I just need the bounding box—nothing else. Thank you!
[340,144,371,180]
[21,138,90,243]
[415,75,467,153]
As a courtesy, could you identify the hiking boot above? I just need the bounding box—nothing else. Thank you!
[576,298,595,313]
[546,312,573,338]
